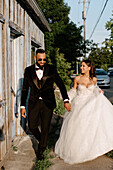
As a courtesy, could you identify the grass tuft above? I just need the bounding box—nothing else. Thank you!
[35,147,53,170]
[106,150,113,159]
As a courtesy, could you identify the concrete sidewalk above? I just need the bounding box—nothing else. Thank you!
[49,155,113,170]
[0,135,36,170]
[0,134,113,170]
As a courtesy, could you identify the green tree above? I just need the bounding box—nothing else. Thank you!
[88,12,113,70]
[37,0,70,62]
[55,48,74,89]
[37,0,84,72]
[55,22,84,71]
[88,46,111,71]
[104,13,113,65]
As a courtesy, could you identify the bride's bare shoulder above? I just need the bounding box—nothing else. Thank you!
[74,75,81,82]
[73,75,84,88]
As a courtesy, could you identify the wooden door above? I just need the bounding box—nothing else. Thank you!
[0,22,6,161]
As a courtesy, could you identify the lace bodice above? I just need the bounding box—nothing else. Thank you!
[68,84,100,102]
[77,84,95,96]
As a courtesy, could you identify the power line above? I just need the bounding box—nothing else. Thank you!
[89,0,109,40]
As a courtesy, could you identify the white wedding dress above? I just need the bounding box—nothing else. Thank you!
[55,84,113,164]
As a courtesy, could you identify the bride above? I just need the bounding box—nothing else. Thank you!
[55,59,113,164]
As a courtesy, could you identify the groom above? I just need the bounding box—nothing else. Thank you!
[20,49,71,160]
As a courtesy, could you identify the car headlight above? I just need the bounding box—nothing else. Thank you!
[104,78,110,82]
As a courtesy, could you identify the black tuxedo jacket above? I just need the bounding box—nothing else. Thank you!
[21,64,69,110]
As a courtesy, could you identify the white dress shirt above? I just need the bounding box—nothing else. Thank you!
[35,65,44,80]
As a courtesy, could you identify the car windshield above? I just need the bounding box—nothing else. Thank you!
[96,70,107,75]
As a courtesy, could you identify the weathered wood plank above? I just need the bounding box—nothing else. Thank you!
[28,15,31,65]
[30,20,44,48]
[0,0,3,15]
[13,0,15,22]
[0,139,6,161]
[2,15,7,162]
[14,0,17,24]
[17,2,20,26]
[9,0,13,21]
[4,0,9,154]
[41,32,44,49]
[10,38,16,139]
[19,36,24,135]
[7,25,12,150]
[0,23,2,100]
[14,38,17,135]
[0,13,5,23]
[20,7,24,30]
[9,20,24,37]
[31,36,42,48]
[24,11,28,67]
[16,37,21,135]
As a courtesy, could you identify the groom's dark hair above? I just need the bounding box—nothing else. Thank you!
[36,49,46,55]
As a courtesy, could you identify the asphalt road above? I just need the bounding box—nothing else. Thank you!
[101,77,113,101]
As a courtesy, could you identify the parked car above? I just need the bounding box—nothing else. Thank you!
[107,67,113,72]
[96,69,110,88]
[70,69,110,88]
[108,70,113,76]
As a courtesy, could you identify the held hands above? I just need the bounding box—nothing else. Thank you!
[20,108,27,118]
[99,89,104,94]
[64,102,71,112]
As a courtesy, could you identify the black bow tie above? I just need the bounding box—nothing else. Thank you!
[35,67,43,71]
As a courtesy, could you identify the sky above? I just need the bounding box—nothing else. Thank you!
[64,0,113,47]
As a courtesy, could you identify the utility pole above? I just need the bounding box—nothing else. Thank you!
[79,0,89,58]
[83,0,86,58]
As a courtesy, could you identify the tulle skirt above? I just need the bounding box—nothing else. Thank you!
[55,92,113,164]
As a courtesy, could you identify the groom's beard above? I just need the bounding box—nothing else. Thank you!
[36,61,46,69]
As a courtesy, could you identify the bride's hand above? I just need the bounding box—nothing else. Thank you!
[99,89,104,94]
[64,103,71,112]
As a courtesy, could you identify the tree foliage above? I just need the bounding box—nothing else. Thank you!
[55,48,74,89]
[104,14,113,59]
[55,22,83,64]
[37,0,84,72]
[88,12,113,70]
[88,47,111,71]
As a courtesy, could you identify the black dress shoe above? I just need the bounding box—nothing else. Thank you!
[37,145,46,160]
[36,150,44,160]
[0,129,4,141]
[36,153,44,160]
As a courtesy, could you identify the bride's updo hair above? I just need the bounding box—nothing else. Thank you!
[82,59,96,79]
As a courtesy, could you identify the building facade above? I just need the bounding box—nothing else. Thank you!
[0,0,51,161]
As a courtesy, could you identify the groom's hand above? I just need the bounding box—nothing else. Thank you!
[64,102,71,112]
[20,108,27,118]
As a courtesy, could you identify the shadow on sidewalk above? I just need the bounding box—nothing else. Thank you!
[19,112,63,170]
[30,113,63,170]
[48,113,63,151]
[26,113,63,157]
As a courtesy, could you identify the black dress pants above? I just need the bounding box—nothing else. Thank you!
[28,100,53,152]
